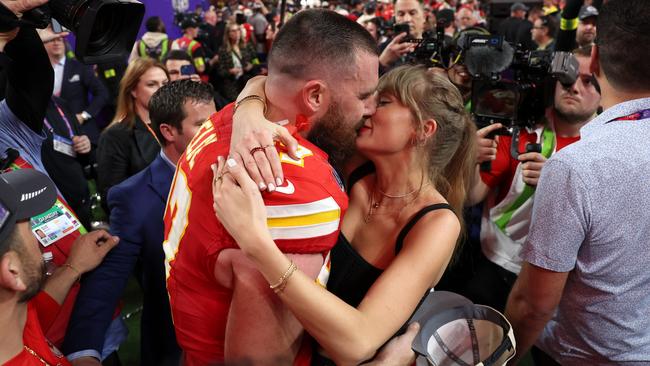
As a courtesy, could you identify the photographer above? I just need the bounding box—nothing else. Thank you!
[378,0,424,73]
[466,46,600,311]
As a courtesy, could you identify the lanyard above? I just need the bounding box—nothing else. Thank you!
[610,108,650,122]
[44,102,75,139]
[142,120,161,144]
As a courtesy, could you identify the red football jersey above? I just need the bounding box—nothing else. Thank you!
[4,301,71,366]
[163,104,348,365]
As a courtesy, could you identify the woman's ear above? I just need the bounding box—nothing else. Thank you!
[300,80,329,116]
[422,118,438,139]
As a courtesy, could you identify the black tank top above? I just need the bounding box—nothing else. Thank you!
[311,164,452,365]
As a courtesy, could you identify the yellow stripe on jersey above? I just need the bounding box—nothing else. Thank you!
[267,209,340,228]
[265,197,341,240]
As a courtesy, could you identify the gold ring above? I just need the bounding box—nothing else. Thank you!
[250,146,266,155]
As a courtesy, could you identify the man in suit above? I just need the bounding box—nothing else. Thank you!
[63,80,217,366]
[43,35,109,144]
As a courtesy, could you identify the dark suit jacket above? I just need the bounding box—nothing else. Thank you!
[59,58,108,117]
[59,58,109,142]
[96,117,160,208]
[63,154,181,366]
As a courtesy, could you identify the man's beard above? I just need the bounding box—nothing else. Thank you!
[307,102,364,172]
[554,101,594,125]
[17,251,46,304]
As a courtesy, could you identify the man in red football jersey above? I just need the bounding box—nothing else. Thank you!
[164,9,379,366]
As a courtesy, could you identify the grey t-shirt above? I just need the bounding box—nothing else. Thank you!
[522,97,650,365]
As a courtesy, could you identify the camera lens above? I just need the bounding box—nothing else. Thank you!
[86,3,121,55]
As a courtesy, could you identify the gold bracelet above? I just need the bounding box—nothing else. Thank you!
[234,94,267,115]
[63,263,81,282]
[269,261,297,294]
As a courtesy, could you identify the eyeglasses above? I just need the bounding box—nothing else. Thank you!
[532,26,545,30]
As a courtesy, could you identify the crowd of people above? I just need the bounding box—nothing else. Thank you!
[0,0,649,365]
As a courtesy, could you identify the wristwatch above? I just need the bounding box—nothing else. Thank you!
[80,111,92,121]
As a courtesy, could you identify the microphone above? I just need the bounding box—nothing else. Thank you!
[464,41,514,79]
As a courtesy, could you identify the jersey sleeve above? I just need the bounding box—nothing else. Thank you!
[263,174,343,254]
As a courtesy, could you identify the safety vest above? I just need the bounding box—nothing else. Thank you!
[138,38,170,62]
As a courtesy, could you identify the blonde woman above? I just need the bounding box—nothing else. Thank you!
[214,65,477,365]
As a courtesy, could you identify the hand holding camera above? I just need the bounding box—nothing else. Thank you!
[476,123,503,164]
[379,31,416,68]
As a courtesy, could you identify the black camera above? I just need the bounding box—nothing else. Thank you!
[402,20,449,68]
[9,0,144,64]
[458,34,578,160]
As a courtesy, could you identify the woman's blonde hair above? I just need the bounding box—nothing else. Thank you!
[112,58,168,129]
[378,65,477,222]
[223,21,245,52]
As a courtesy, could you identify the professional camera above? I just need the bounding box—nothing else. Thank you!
[398,20,450,68]
[1,0,144,64]
[462,35,578,131]
[459,34,578,158]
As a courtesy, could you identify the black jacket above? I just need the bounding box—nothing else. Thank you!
[96,117,160,207]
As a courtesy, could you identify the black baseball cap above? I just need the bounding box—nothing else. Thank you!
[409,291,516,366]
[579,5,599,20]
[0,170,57,244]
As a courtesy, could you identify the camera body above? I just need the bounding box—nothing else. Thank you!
[463,35,578,132]
[19,0,145,64]
[400,21,449,68]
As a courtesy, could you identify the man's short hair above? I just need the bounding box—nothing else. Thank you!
[539,15,558,38]
[0,226,20,259]
[597,0,650,92]
[149,80,214,145]
[164,50,192,65]
[145,16,164,33]
[267,9,378,80]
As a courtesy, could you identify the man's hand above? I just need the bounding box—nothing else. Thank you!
[70,356,101,366]
[0,0,48,16]
[36,25,69,43]
[519,152,547,186]
[72,135,91,154]
[476,123,503,164]
[379,33,416,68]
[368,322,419,366]
[67,230,119,274]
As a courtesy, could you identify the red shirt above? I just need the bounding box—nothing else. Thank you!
[480,128,580,205]
[4,299,71,366]
[3,157,83,347]
[164,104,348,365]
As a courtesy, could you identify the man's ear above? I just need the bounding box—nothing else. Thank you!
[590,44,601,77]
[159,123,176,145]
[0,253,27,293]
[300,80,330,116]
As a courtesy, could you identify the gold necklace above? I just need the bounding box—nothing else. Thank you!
[365,177,430,224]
[23,345,51,365]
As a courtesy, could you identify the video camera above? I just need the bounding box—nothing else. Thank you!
[0,0,145,64]
[461,34,578,157]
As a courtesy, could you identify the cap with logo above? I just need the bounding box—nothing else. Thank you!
[409,291,516,366]
[579,5,599,20]
[510,2,529,12]
[0,170,57,244]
